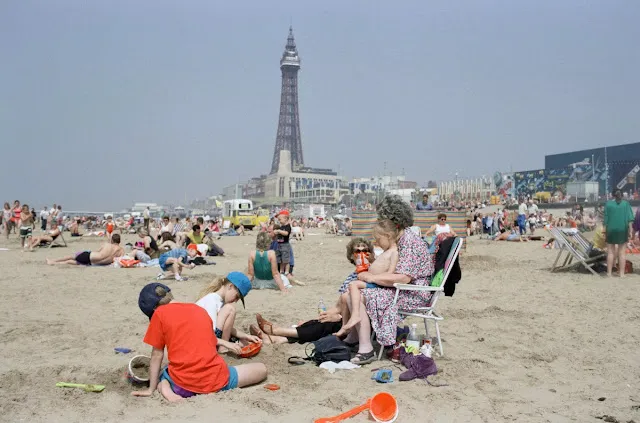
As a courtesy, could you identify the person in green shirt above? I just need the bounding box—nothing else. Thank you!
[604,189,634,277]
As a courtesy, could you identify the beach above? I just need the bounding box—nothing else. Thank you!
[1,230,639,423]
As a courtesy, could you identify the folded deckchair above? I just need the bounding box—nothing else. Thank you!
[376,236,464,359]
[548,226,605,276]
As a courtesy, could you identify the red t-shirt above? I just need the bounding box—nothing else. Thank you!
[143,303,229,393]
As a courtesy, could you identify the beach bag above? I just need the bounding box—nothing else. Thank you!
[305,335,351,366]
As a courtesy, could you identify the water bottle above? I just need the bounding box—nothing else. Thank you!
[318,298,327,315]
[407,324,420,350]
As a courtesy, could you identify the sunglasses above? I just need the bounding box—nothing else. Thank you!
[440,218,447,221]
[355,247,370,252]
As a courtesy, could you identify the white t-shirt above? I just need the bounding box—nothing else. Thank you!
[518,203,528,215]
[143,209,150,219]
[40,209,49,219]
[196,293,223,330]
[528,204,539,215]
[435,223,451,235]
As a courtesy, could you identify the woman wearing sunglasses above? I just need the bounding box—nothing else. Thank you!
[425,213,457,237]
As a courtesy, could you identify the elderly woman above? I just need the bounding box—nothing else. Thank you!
[344,195,434,365]
[248,232,289,292]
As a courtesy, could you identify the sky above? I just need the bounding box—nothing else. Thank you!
[1,0,639,210]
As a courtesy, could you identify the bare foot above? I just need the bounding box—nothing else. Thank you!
[46,258,55,265]
[249,324,272,344]
[158,380,183,403]
[334,315,361,338]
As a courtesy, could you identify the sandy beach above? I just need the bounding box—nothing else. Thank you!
[1,229,639,423]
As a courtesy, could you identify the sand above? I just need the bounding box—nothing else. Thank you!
[1,229,639,423]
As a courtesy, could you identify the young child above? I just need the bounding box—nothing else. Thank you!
[195,272,262,354]
[105,216,115,241]
[19,204,34,249]
[335,220,399,338]
[157,245,198,281]
[273,210,292,275]
[132,282,267,402]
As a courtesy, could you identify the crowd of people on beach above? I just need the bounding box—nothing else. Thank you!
[3,190,637,402]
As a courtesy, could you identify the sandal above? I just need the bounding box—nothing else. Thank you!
[256,314,275,342]
[350,350,376,365]
[249,323,272,344]
[287,356,306,366]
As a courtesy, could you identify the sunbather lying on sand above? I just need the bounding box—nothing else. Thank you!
[46,234,124,266]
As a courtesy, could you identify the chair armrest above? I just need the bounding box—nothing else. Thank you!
[393,283,443,292]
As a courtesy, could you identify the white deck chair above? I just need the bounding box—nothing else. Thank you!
[548,226,604,276]
[381,237,463,358]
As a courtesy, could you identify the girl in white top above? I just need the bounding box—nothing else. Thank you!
[195,275,261,355]
[425,213,457,237]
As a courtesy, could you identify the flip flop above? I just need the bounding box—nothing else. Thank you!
[288,356,306,366]
[256,314,275,339]
[249,323,272,344]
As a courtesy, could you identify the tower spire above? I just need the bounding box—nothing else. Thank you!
[271,27,304,174]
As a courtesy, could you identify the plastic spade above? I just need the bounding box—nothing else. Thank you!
[56,382,105,392]
[314,392,398,423]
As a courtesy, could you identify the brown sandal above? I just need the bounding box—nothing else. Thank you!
[256,314,274,343]
[249,323,272,344]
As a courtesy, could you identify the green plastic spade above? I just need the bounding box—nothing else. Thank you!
[56,382,105,392]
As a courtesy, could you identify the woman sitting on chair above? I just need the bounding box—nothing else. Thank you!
[28,221,62,250]
[342,195,435,365]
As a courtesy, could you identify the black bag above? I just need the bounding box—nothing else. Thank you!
[304,335,351,366]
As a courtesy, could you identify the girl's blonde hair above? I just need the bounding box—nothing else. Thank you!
[373,219,400,242]
[197,276,231,301]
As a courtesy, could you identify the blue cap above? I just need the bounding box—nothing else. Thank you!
[226,271,251,308]
[138,283,171,319]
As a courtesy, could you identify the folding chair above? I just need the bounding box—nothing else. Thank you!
[381,237,463,358]
[548,227,604,276]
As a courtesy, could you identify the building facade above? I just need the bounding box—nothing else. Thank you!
[265,150,349,204]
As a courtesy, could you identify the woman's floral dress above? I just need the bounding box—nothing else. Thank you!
[361,229,435,346]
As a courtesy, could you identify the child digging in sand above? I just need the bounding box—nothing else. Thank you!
[157,244,199,281]
[195,272,262,354]
[335,220,399,338]
[132,282,267,402]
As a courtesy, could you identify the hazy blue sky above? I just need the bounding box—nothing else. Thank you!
[1,1,639,210]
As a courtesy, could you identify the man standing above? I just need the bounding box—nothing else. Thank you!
[416,194,433,211]
[143,206,151,232]
[40,206,49,231]
[517,198,528,235]
[604,189,634,277]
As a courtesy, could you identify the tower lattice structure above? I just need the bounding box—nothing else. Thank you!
[271,27,304,174]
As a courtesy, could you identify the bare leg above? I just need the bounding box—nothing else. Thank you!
[157,380,183,403]
[606,244,615,277]
[217,304,236,341]
[256,314,298,338]
[335,283,363,337]
[234,363,267,388]
[353,295,373,355]
[249,324,288,344]
[618,244,627,277]
[46,256,78,265]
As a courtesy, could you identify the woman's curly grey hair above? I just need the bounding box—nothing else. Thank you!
[377,194,414,229]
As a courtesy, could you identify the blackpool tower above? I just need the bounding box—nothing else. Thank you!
[270,27,304,174]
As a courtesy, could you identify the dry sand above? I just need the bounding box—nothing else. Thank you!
[1,229,639,423]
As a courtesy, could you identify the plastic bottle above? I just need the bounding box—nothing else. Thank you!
[355,252,370,273]
[407,324,420,350]
[318,298,327,315]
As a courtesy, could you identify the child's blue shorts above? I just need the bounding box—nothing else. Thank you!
[160,366,238,397]
[365,282,380,289]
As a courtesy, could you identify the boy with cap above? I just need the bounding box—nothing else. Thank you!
[132,281,267,402]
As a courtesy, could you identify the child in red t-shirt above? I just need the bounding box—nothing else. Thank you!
[132,282,267,402]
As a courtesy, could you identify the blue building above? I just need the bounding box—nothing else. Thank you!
[544,142,640,195]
